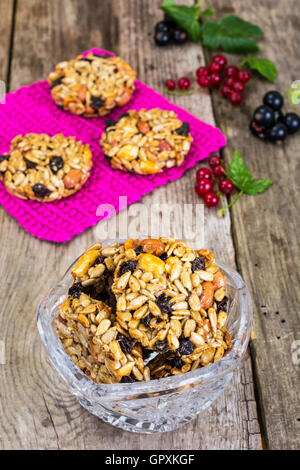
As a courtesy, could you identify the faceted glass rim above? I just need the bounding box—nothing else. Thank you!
[37,239,253,402]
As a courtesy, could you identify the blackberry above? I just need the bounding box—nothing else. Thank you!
[49,156,64,174]
[249,120,267,140]
[175,122,190,136]
[32,183,51,199]
[177,338,194,356]
[90,96,104,110]
[50,76,64,89]
[216,296,229,313]
[173,29,188,45]
[156,293,173,315]
[154,340,169,352]
[155,21,170,34]
[282,112,300,134]
[191,256,205,272]
[154,31,170,46]
[118,260,137,276]
[121,375,135,383]
[263,91,284,111]
[253,105,275,128]
[266,123,288,142]
[117,334,132,354]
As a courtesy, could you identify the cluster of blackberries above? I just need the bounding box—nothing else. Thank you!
[154,15,187,47]
[250,91,300,142]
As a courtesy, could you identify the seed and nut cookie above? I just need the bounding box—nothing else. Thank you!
[0,133,92,201]
[47,53,136,116]
[100,109,193,174]
[56,238,231,384]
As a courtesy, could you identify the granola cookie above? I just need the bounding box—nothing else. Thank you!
[100,109,193,174]
[47,53,136,116]
[0,133,92,201]
[56,239,231,383]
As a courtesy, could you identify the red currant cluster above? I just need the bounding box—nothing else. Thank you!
[165,55,251,106]
[195,155,234,208]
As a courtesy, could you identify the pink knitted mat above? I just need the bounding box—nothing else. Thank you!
[0,48,226,243]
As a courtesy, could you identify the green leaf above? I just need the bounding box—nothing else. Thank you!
[243,179,273,195]
[241,56,277,82]
[161,0,202,42]
[227,150,254,190]
[202,14,263,53]
[199,7,215,17]
[228,151,273,195]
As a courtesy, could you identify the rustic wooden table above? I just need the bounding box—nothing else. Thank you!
[0,0,299,450]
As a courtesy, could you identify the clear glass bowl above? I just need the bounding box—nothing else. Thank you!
[37,240,253,434]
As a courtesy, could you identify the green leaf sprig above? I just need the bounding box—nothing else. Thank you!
[240,56,277,82]
[218,150,273,217]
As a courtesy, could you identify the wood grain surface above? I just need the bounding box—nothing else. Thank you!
[0,0,298,450]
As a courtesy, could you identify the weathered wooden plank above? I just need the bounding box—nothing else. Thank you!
[0,0,261,449]
[0,0,14,84]
[208,0,300,449]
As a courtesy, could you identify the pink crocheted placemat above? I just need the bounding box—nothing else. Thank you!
[0,48,226,243]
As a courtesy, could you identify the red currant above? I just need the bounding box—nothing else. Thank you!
[208,155,221,168]
[229,92,243,106]
[210,73,222,87]
[165,79,176,91]
[237,69,251,83]
[212,165,225,178]
[232,81,245,93]
[224,77,236,89]
[203,192,219,207]
[219,179,234,194]
[196,167,212,181]
[196,66,209,78]
[220,85,232,98]
[195,178,213,196]
[197,75,211,88]
[178,77,191,90]
[208,62,222,74]
[225,65,239,78]
[212,54,227,68]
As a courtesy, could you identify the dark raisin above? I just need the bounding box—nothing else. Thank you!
[120,375,135,383]
[105,118,116,130]
[80,57,93,63]
[68,282,85,298]
[177,338,194,356]
[32,183,51,198]
[159,252,168,261]
[191,256,205,272]
[155,340,169,352]
[117,334,132,354]
[175,122,190,136]
[142,348,152,361]
[0,154,10,162]
[169,356,183,369]
[116,113,129,123]
[90,96,104,110]
[118,260,137,277]
[134,245,143,255]
[93,53,110,58]
[49,156,64,174]
[141,314,153,328]
[156,293,173,315]
[50,76,64,89]
[23,157,37,169]
[94,256,104,265]
[216,296,229,313]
